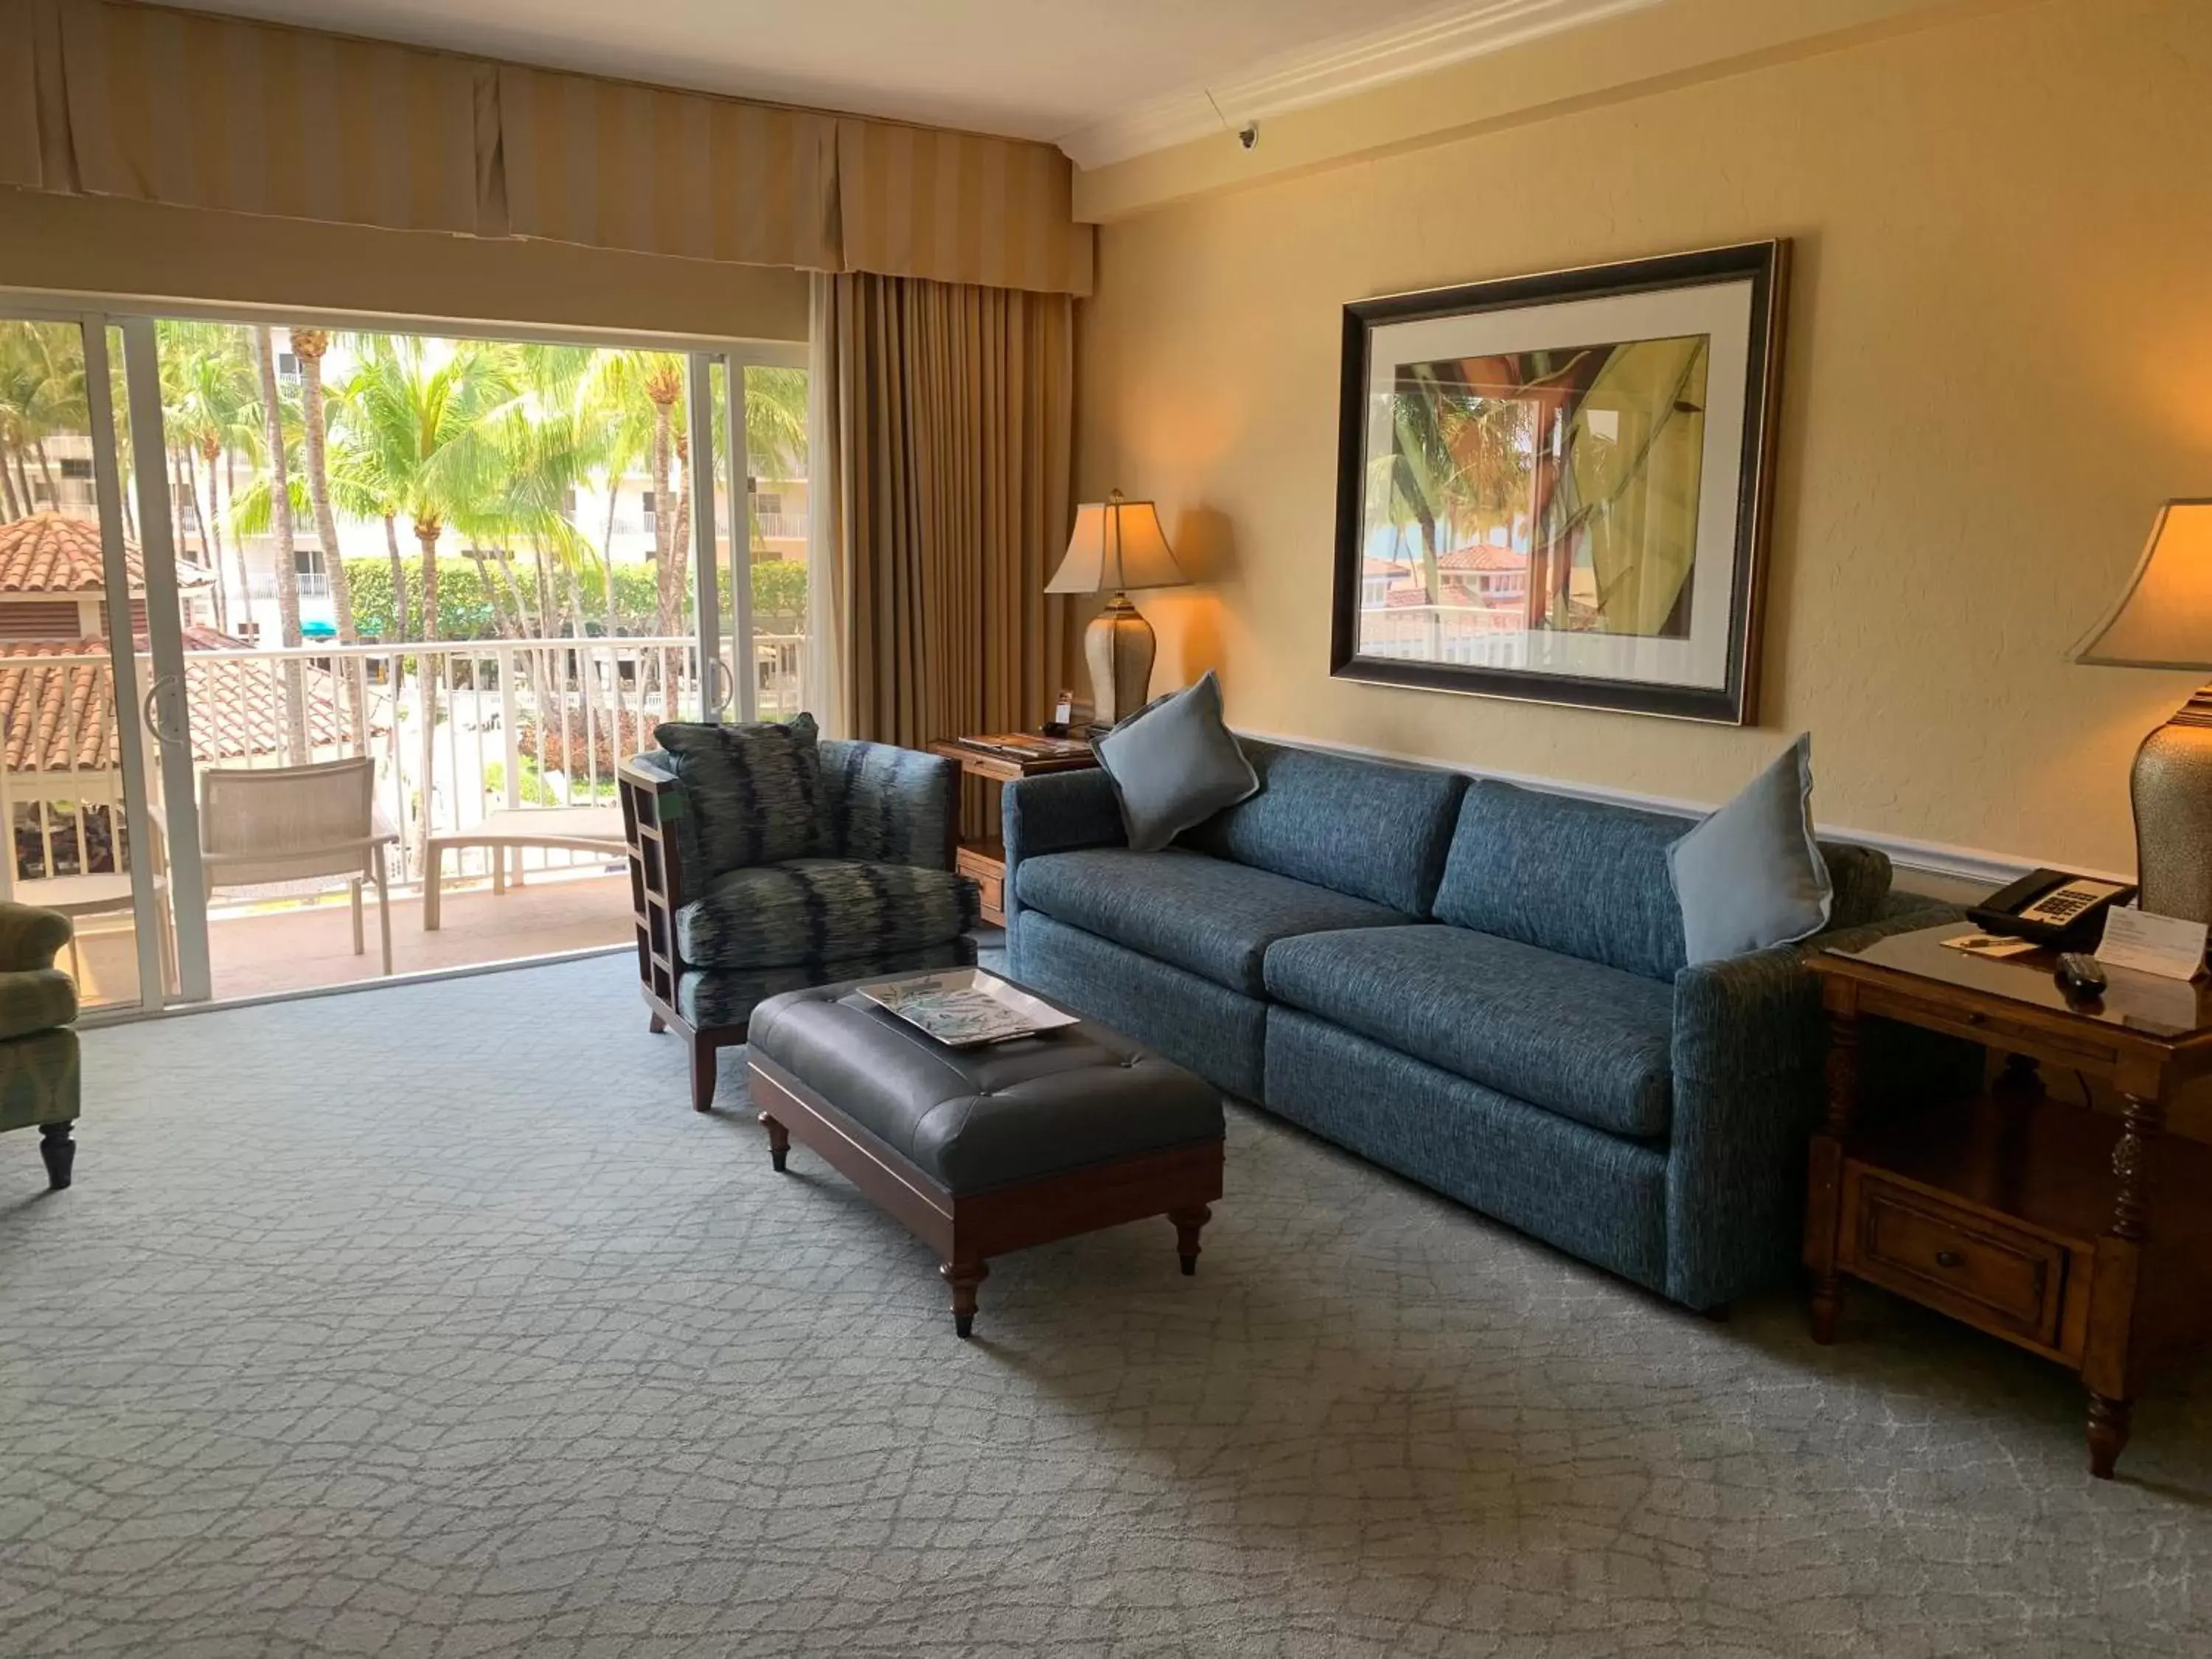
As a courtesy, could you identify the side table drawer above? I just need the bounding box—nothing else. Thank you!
[955,844,1006,926]
[1842,1169,2069,1350]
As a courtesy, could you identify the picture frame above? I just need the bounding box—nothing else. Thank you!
[1329,240,1790,723]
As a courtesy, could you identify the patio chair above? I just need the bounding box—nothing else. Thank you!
[0,900,81,1189]
[192,757,400,976]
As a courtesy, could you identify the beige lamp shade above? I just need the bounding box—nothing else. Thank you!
[1045,491,1189,594]
[2073,501,2212,669]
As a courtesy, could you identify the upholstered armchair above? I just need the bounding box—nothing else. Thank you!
[0,901,82,1189]
[618,717,980,1112]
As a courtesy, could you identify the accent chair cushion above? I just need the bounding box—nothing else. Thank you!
[1094,672,1259,853]
[1178,737,1468,914]
[653,714,825,875]
[1668,734,1834,966]
[1263,925,1676,1140]
[676,858,978,973]
[1012,846,1411,996]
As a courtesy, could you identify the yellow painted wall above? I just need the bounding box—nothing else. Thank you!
[0,188,809,342]
[1077,0,2212,875]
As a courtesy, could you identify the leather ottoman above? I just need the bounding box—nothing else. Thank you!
[745,979,1225,1336]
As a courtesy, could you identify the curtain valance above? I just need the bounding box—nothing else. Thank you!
[7,0,1093,296]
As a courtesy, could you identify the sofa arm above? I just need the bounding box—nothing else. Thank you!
[818,739,959,871]
[0,967,77,1040]
[1001,769,1124,925]
[0,902,72,973]
[1664,902,1978,1309]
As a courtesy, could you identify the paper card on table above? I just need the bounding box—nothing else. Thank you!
[2095,905,2210,981]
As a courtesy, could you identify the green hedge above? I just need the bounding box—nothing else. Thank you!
[345,557,807,641]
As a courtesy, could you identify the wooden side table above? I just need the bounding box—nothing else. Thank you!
[1805,923,2212,1478]
[928,737,1099,926]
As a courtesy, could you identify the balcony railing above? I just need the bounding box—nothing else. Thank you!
[0,633,807,895]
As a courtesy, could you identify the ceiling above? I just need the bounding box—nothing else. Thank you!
[183,0,1545,153]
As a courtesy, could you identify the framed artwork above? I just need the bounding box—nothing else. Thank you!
[1330,240,1790,723]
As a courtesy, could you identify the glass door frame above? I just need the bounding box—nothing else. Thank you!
[2,286,804,1021]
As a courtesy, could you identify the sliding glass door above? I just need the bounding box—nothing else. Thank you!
[0,309,208,1013]
[1,294,808,1014]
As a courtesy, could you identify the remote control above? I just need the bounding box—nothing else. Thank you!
[2056,952,2108,999]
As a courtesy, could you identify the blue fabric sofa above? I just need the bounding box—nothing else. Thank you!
[1004,739,1947,1312]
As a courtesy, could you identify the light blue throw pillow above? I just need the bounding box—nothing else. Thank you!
[1095,672,1260,853]
[1667,733,1833,966]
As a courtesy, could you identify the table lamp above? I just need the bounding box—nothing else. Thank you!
[2073,499,2212,921]
[1046,490,1190,725]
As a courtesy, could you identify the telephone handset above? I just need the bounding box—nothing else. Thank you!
[1967,869,2138,947]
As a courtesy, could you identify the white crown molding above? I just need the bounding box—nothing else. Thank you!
[1234,726,2129,895]
[1057,0,1667,170]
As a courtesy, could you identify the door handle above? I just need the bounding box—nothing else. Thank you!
[141,674,187,745]
[704,655,735,712]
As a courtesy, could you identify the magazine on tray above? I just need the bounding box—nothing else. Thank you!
[858,969,1080,1048]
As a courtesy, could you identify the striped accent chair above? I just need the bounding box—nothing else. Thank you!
[619,716,980,1112]
[0,902,81,1191]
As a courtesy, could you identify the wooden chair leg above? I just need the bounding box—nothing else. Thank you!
[690,1037,718,1113]
[648,1012,667,1034]
[350,877,365,956]
[39,1121,74,1190]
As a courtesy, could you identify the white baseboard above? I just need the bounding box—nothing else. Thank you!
[1235,727,2127,897]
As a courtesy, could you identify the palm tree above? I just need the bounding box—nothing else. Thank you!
[0,320,88,517]
[328,335,512,859]
[159,322,258,634]
[248,325,313,759]
[287,328,358,644]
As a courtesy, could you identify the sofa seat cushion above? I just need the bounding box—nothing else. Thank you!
[1263,925,1676,1139]
[1013,846,1412,996]
[677,858,979,972]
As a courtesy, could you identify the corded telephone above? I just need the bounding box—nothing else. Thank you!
[1967,869,2138,947]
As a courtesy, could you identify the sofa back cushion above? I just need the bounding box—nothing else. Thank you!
[1178,738,1467,914]
[1436,781,1690,979]
[1436,779,1895,980]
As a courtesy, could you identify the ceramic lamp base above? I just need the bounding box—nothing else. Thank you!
[2132,688,2212,924]
[1083,594,1156,726]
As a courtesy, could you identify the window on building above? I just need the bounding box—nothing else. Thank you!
[641,490,658,533]
[295,546,330,598]
[58,458,92,480]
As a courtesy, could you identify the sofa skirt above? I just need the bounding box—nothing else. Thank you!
[1009,912,1267,1102]
[1264,1006,1672,1296]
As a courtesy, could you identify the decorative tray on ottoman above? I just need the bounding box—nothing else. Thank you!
[857,968,1081,1048]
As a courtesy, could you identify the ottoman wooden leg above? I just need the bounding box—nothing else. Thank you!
[1170,1206,1211,1276]
[941,1257,989,1338]
[759,1113,790,1172]
[39,1121,74,1190]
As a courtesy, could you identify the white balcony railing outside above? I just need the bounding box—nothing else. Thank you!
[1,632,807,897]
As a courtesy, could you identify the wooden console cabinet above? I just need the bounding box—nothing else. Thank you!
[1806,924,2212,1479]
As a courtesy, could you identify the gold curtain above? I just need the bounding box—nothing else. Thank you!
[498,65,840,271]
[55,0,481,233]
[814,272,1071,810]
[7,0,1094,296]
[836,119,1094,298]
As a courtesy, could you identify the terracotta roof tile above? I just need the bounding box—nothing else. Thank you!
[0,514,148,594]
[0,636,362,773]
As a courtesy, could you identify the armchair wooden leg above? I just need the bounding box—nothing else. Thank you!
[690,1037,718,1113]
[39,1121,74,1189]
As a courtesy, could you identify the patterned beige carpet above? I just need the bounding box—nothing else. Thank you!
[1,957,2208,1658]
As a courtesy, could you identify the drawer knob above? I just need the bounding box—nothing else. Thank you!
[1963,1012,1986,1026]
[1935,1249,1965,1269]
